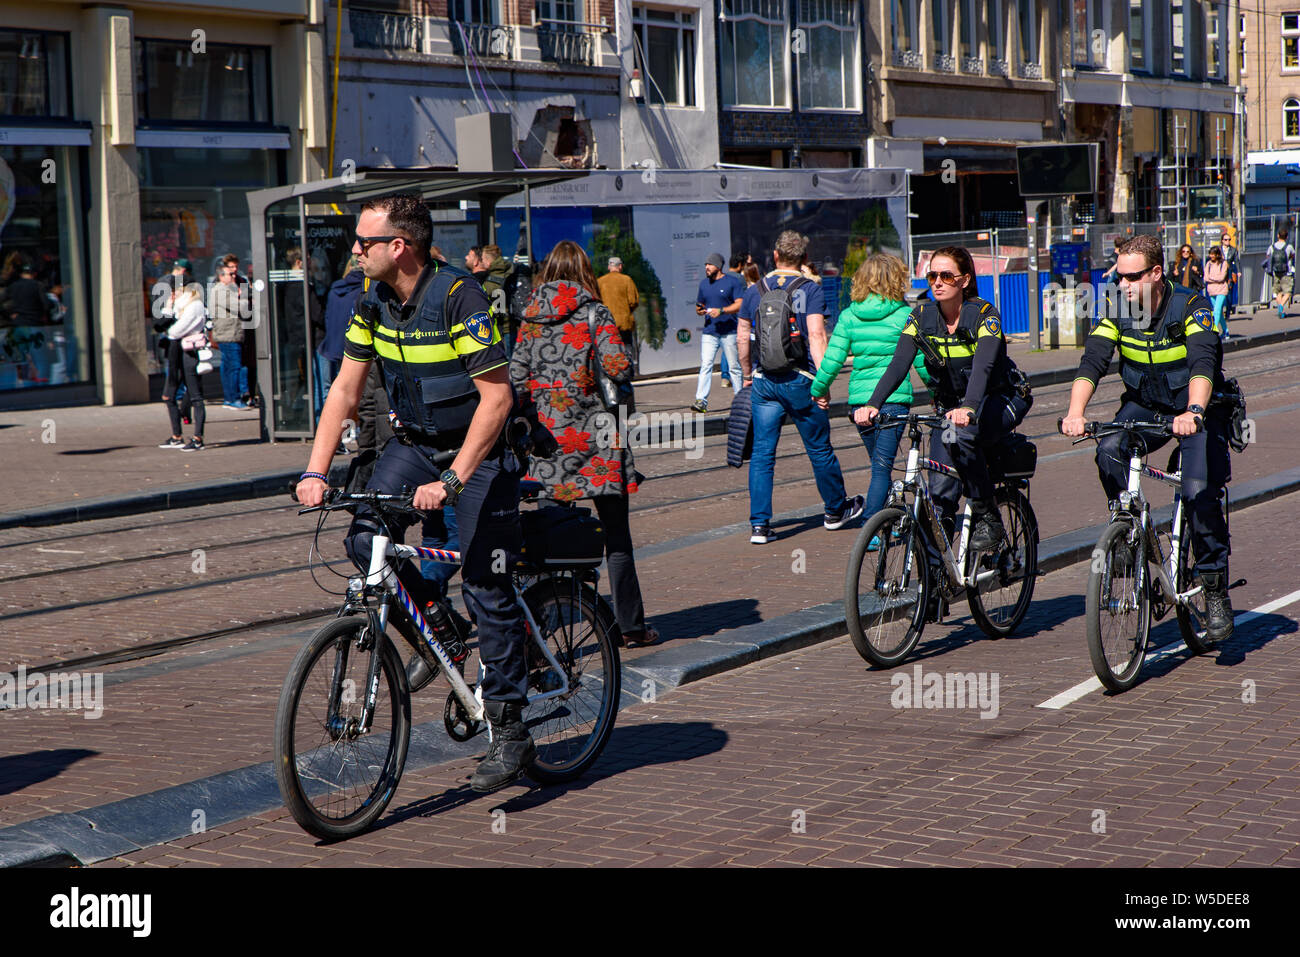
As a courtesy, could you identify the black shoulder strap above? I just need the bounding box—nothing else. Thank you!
[1163,287,1193,341]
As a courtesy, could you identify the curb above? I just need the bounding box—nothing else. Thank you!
[6,465,1297,867]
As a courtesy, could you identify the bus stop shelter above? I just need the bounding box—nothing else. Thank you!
[245,168,587,441]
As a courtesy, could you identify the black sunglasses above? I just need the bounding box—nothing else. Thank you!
[355,234,401,253]
[1115,266,1154,283]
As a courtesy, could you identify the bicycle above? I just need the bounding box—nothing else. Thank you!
[844,411,1039,668]
[1066,415,1244,693]
[273,480,621,840]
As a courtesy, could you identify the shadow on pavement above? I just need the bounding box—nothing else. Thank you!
[0,749,97,796]
[652,599,760,642]
[56,447,132,456]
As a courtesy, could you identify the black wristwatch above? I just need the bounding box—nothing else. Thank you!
[1186,404,1205,416]
[439,468,464,503]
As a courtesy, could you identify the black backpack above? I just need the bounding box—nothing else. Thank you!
[755,275,811,374]
[1270,243,1291,277]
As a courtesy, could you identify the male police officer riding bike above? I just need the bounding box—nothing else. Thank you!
[860,246,1032,562]
[1059,234,1235,644]
[295,192,534,793]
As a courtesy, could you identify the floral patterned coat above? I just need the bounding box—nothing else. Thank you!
[509,279,637,501]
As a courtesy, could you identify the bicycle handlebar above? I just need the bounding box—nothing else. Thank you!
[864,410,948,432]
[1056,415,1202,442]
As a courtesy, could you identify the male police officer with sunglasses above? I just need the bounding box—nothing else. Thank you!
[1060,234,1235,643]
[296,192,534,792]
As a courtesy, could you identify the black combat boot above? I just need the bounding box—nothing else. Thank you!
[1201,571,1234,643]
[470,700,537,793]
[968,500,1006,552]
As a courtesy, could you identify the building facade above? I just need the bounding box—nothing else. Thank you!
[0,0,326,408]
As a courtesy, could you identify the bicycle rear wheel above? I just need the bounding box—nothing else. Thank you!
[273,616,410,840]
[844,507,929,667]
[1176,531,1214,655]
[520,576,621,784]
[968,488,1038,639]
[1085,521,1151,692]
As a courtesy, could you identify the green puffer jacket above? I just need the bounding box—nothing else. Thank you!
[810,294,929,406]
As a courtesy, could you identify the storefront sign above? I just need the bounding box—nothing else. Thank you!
[0,126,92,147]
[135,129,290,150]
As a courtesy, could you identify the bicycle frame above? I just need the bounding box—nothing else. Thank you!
[345,534,574,733]
[1116,449,1204,611]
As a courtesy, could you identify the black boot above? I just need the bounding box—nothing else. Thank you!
[968,500,1005,552]
[470,700,536,793]
[1201,571,1234,643]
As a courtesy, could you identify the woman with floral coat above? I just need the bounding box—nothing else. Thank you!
[509,240,658,646]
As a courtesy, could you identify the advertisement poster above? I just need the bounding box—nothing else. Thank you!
[630,204,732,375]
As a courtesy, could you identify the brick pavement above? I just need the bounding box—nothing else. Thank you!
[82,489,1300,867]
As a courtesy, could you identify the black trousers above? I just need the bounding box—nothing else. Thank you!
[345,438,528,703]
[164,345,206,437]
[591,493,647,636]
[1095,400,1231,573]
[929,392,1032,520]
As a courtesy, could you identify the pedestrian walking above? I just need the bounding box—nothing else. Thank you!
[691,252,744,412]
[738,230,863,544]
[1173,244,1202,293]
[1266,226,1295,318]
[159,285,210,451]
[597,256,640,352]
[1220,232,1241,313]
[510,240,658,647]
[209,256,250,409]
[1203,246,1232,339]
[810,253,930,548]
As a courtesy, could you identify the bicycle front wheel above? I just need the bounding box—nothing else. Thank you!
[1085,521,1151,693]
[845,507,929,667]
[273,616,410,840]
[520,577,621,785]
[1176,532,1214,655]
[968,488,1038,638]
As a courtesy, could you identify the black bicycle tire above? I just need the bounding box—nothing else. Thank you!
[968,488,1039,639]
[1176,531,1214,655]
[273,616,411,840]
[521,578,621,784]
[844,507,929,668]
[1085,521,1151,693]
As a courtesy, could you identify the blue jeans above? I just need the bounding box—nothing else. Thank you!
[748,372,849,526]
[313,352,340,421]
[695,331,741,401]
[853,401,909,518]
[218,342,244,403]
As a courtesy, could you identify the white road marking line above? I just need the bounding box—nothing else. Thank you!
[34,547,85,554]
[1036,587,1300,710]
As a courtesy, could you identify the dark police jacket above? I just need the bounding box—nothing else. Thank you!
[343,260,505,449]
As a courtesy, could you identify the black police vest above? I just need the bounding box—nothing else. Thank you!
[1112,282,1203,410]
[362,265,480,446]
[913,297,1012,404]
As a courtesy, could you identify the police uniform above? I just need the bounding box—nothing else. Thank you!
[342,259,528,704]
[867,295,1032,526]
[1077,278,1231,574]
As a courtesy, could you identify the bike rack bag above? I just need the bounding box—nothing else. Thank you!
[519,505,606,569]
[989,432,1037,480]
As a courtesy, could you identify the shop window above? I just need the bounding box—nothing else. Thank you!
[720,0,789,109]
[797,0,861,107]
[0,30,69,118]
[632,6,697,107]
[1284,14,1300,72]
[135,39,271,124]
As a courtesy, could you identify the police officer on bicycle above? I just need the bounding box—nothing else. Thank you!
[296,192,534,793]
[860,246,1032,554]
[1060,234,1234,642]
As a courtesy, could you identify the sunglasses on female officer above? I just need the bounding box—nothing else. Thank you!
[926,270,963,285]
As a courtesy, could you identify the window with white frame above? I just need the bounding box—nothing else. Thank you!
[1170,2,1185,75]
[1129,1,1148,72]
[1284,13,1300,72]
[632,6,697,106]
[720,0,789,109]
[1016,0,1037,68]
[930,0,951,65]
[537,0,580,23]
[796,0,860,109]
[1285,97,1300,138]
[1072,0,1105,68]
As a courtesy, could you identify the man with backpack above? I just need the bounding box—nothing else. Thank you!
[1267,226,1295,319]
[736,230,863,544]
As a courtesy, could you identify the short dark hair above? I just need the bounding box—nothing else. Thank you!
[1116,234,1164,271]
[221,253,240,267]
[1279,226,1291,241]
[361,191,431,260]
[730,252,746,270]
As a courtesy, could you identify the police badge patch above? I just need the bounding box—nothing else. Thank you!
[1191,307,1214,332]
[984,316,1001,336]
[464,311,495,345]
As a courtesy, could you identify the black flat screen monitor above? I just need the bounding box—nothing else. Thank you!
[1017,144,1097,197]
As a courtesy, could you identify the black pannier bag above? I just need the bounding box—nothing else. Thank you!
[519,505,606,569]
[988,431,1037,480]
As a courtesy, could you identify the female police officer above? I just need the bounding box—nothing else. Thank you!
[295,192,533,794]
[859,245,1032,552]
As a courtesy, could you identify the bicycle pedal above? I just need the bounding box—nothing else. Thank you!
[1228,578,1247,590]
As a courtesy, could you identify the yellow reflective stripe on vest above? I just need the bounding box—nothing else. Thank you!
[372,338,459,364]
[1088,319,1121,343]
[1118,341,1187,365]
[934,340,976,359]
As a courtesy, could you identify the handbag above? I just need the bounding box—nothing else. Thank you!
[181,331,209,352]
[586,311,635,414]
